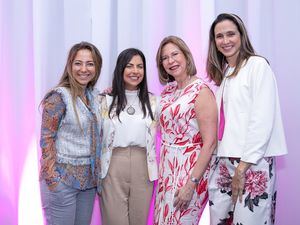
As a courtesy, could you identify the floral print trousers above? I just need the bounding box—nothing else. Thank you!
[208,156,276,225]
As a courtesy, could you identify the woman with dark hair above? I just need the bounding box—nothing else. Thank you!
[39,41,102,225]
[99,48,159,225]
[154,36,217,225]
[206,13,287,224]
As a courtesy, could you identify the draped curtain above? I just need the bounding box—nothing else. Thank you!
[1,0,299,224]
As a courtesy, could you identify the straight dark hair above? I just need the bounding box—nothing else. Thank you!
[108,48,154,121]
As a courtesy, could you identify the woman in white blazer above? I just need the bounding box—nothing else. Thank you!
[98,48,158,225]
[206,13,287,225]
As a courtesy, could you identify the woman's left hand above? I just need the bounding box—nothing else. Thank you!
[231,168,246,205]
[173,181,196,211]
[231,161,252,205]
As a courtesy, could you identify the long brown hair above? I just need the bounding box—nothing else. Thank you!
[156,36,197,85]
[57,41,102,99]
[206,13,256,86]
[41,41,102,127]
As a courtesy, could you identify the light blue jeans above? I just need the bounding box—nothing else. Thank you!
[40,180,96,225]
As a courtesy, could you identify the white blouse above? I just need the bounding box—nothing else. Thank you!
[113,90,147,148]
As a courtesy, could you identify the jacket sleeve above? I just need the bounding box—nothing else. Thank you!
[241,59,277,164]
[40,91,66,186]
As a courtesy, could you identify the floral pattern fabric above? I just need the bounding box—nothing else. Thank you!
[154,79,209,225]
[40,90,98,190]
[208,156,276,225]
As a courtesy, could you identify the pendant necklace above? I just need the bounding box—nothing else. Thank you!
[127,105,135,115]
[126,95,138,115]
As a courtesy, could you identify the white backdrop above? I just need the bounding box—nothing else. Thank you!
[1,0,299,224]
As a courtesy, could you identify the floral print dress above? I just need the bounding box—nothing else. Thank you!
[154,79,209,225]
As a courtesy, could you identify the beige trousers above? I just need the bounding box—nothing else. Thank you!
[100,146,154,225]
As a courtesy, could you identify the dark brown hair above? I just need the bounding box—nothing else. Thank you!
[109,48,154,121]
[206,13,256,86]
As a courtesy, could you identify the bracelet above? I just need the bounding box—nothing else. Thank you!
[190,176,200,184]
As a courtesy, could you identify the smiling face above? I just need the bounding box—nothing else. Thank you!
[123,54,144,90]
[71,49,96,87]
[214,19,241,67]
[161,42,187,80]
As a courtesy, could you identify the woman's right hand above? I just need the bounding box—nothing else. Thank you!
[173,181,196,211]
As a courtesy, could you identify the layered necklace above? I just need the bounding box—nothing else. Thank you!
[125,90,139,115]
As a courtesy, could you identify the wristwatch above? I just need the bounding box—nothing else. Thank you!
[190,176,200,184]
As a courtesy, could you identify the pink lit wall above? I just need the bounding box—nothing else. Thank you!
[0,0,42,224]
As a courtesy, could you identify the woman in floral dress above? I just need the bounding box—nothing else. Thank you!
[154,36,217,225]
[206,13,288,224]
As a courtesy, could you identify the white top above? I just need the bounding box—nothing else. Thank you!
[113,90,147,148]
[99,93,159,181]
[216,56,288,164]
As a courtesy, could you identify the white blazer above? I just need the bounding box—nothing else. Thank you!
[99,94,159,181]
[216,56,288,164]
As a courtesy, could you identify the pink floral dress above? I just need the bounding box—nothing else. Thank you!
[154,79,209,225]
